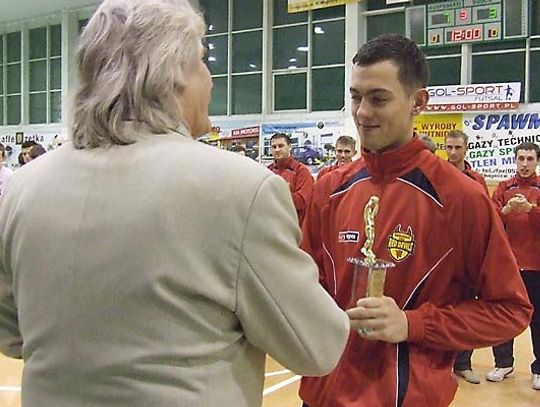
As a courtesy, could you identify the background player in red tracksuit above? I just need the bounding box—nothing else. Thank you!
[486,142,540,390]
[445,129,488,385]
[299,34,532,407]
[317,136,357,181]
[268,133,314,225]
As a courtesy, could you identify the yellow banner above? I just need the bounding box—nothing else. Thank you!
[288,0,355,13]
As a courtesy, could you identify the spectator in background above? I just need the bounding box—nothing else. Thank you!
[231,144,247,156]
[268,133,314,225]
[317,135,357,180]
[445,130,488,385]
[0,1,350,406]
[487,142,540,390]
[28,144,47,162]
[0,143,13,198]
[20,141,38,164]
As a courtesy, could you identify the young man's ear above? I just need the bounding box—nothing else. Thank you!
[412,89,429,116]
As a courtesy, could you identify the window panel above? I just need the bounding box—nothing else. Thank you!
[472,52,525,102]
[233,0,262,31]
[367,12,405,40]
[50,91,61,123]
[200,0,228,34]
[50,58,62,90]
[273,25,308,69]
[6,32,21,63]
[312,67,344,111]
[30,93,47,124]
[0,38,3,64]
[232,74,261,114]
[472,40,525,53]
[232,31,262,73]
[30,60,47,92]
[78,19,89,34]
[209,76,227,115]
[29,27,47,59]
[427,57,460,86]
[313,20,345,66]
[0,97,3,126]
[0,69,3,94]
[7,64,21,94]
[6,95,20,125]
[529,51,540,102]
[205,35,228,75]
[50,25,61,57]
[274,73,306,111]
[273,0,307,26]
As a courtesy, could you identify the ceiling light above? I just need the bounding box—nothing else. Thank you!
[288,65,298,70]
[208,43,215,50]
[297,46,309,52]
[208,24,214,31]
[208,56,216,62]
[314,26,325,34]
[249,63,257,68]
[289,58,297,62]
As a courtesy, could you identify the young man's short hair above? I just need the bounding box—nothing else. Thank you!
[21,140,38,149]
[446,130,468,145]
[270,133,291,145]
[352,33,428,93]
[514,142,540,159]
[336,136,356,150]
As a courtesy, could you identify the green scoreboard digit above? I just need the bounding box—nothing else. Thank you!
[405,0,528,47]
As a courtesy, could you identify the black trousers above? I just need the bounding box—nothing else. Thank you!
[492,270,540,374]
[454,349,474,371]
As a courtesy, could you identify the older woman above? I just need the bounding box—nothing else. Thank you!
[0,1,349,406]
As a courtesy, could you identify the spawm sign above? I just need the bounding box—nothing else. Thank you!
[463,110,540,181]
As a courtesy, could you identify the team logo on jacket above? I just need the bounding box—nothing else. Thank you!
[338,231,360,243]
[387,225,415,262]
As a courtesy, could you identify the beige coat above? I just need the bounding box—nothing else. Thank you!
[0,129,349,407]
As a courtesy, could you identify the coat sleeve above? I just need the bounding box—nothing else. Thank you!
[0,242,22,358]
[491,181,508,221]
[406,190,532,350]
[290,166,314,222]
[235,175,349,376]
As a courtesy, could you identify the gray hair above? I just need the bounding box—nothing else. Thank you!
[71,0,205,149]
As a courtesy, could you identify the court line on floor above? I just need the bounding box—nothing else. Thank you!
[0,385,21,392]
[263,375,301,396]
[264,369,291,377]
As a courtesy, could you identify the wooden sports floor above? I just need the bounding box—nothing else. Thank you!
[0,330,538,406]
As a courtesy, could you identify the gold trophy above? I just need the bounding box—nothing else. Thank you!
[348,196,395,314]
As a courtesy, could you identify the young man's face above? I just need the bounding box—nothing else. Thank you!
[515,149,538,178]
[335,142,355,164]
[445,137,467,167]
[350,60,427,152]
[22,147,33,163]
[271,137,291,162]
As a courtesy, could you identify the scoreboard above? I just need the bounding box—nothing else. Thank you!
[405,0,528,47]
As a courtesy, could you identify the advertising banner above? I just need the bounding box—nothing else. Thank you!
[414,113,463,157]
[426,82,521,112]
[287,0,353,13]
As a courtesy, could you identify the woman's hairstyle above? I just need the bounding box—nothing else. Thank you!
[71,0,205,149]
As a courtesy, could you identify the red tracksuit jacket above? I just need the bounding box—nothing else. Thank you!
[300,137,532,407]
[492,174,540,271]
[268,156,314,225]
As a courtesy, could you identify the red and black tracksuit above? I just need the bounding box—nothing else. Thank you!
[269,156,314,225]
[300,137,532,407]
[490,174,540,374]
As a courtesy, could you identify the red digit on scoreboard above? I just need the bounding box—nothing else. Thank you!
[459,10,468,20]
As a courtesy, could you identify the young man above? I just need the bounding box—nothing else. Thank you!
[299,34,532,407]
[445,130,487,192]
[487,142,540,390]
[445,130,487,385]
[317,136,357,180]
[268,133,314,225]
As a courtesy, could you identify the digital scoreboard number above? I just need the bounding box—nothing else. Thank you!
[406,0,528,47]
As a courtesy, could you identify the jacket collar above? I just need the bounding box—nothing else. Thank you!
[273,156,294,170]
[362,135,427,182]
[515,173,539,186]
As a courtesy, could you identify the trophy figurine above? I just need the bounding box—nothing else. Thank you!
[348,196,395,308]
